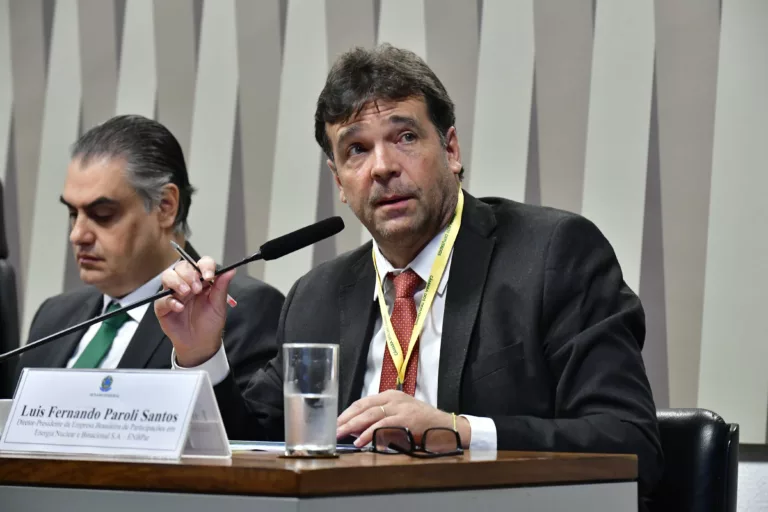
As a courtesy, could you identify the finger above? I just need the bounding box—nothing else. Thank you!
[197,256,217,280]
[337,402,390,440]
[154,294,185,317]
[337,393,390,426]
[354,415,400,448]
[337,402,363,427]
[337,399,369,426]
[337,389,407,426]
[208,269,235,309]
[174,261,204,293]
[160,267,192,297]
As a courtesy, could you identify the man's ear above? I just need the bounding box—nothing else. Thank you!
[444,126,462,176]
[158,183,180,229]
[328,159,347,204]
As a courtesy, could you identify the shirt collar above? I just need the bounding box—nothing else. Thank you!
[372,225,453,300]
[102,264,173,322]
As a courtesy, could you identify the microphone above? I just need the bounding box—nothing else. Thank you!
[260,216,344,261]
[0,216,345,363]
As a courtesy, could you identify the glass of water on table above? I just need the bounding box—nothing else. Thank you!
[283,343,339,457]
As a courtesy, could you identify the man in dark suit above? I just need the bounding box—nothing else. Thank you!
[15,115,283,395]
[156,45,663,505]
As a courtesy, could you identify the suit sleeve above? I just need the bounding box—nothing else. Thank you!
[4,297,55,398]
[14,298,52,365]
[213,278,300,441]
[489,215,664,497]
[23,296,52,344]
[221,280,285,392]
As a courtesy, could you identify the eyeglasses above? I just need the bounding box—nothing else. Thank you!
[371,426,463,458]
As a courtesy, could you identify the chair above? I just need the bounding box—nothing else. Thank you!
[0,179,20,398]
[647,408,739,512]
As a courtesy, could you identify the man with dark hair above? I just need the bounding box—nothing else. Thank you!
[15,115,283,393]
[157,45,663,507]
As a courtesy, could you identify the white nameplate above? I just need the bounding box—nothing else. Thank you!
[0,368,231,460]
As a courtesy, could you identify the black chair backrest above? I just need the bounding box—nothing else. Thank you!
[648,408,739,512]
[0,179,20,398]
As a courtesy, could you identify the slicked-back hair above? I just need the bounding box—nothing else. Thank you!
[71,114,195,236]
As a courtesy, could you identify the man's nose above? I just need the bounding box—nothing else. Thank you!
[69,214,95,246]
[370,143,402,181]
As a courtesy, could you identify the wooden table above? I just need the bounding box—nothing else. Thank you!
[0,449,639,512]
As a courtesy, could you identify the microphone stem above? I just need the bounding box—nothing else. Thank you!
[0,288,174,363]
[0,251,265,364]
[214,251,262,275]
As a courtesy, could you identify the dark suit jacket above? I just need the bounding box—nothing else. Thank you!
[213,192,663,500]
[15,243,284,394]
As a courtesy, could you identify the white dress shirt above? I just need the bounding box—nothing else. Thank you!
[365,226,497,451]
[176,228,497,451]
[66,271,165,369]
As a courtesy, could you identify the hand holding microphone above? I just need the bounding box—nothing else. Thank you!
[154,255,233,368]
[155,216,346,368]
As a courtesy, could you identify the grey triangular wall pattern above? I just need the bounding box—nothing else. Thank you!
[0,0,765,444]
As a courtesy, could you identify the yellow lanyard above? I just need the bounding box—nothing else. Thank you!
[372,188,464,389]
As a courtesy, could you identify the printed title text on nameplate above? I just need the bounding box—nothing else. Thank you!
[0,368,204,459]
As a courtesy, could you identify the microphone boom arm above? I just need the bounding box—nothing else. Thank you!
[0,215,344,365]
[0,250,266,364]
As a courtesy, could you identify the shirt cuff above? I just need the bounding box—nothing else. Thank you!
[171,343,230,386]
[461,415,497,451]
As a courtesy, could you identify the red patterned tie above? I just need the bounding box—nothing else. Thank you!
[379,269,423,396]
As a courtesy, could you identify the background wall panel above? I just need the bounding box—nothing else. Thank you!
[581,0,654,294]
[21,0,82,340]
[698,0,768,444]
[235,0,283,279]
[3,0,768,457]
[654,0,720,411]
[263,0,328,294]
[469,0,534,202]
[185,0,239,263]
[8,0,48,306]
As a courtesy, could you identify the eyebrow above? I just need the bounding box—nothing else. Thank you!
[335,125,362,154]
[388,115,421,133]
[59,196,119,210]
[335,115,423,153]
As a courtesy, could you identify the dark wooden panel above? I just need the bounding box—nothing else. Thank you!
[0,450,637,496]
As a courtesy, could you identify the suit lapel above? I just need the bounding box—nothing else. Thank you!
[338,247,377,410]
[117,303,168,369]
[47,292,103,368]
[437,193,496,413]
[118,240,197,368]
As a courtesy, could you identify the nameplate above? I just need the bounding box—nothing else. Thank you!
[0,368,230,460]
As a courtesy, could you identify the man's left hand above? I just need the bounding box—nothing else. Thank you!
[336,390,471,448]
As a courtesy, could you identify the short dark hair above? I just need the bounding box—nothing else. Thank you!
[314,44,463,178]
[71,115,196,236]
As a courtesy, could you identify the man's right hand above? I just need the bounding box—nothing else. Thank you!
[154,256,236,367]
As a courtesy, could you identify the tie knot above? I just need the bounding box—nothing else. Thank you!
[103,302,130,329]
[389,269,422,299]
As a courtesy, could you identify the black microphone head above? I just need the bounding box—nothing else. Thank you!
[260,216,345,261]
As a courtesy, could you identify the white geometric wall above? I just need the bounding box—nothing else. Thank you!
[2,0,768,445]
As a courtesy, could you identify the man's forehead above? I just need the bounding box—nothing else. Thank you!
[328,98,427,137]
[62,156,132,204]
[67,154,129,178]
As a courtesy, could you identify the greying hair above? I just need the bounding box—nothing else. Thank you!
[71,115,195,236]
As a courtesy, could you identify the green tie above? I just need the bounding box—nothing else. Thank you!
[72,302,131,368]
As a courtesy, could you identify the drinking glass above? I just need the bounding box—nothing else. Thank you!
[283,343,339,457]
